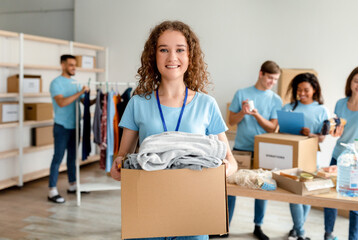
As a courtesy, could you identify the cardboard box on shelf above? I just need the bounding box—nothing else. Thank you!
[232,150,252,169]
[75,55,96,69]
[31,126,53,146]
[7,74,42,93]
[24,103,53,121]
[278,69,317,105]
[0,102,19,123]
[226,102,237,133]
[253,133,318,172]
[121,164,228,239]
[272,168,334,196]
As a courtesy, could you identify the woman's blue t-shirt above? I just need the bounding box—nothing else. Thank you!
[119,92,228,145]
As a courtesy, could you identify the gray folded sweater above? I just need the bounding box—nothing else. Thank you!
[123,131,227,171]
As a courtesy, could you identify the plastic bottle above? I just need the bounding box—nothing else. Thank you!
[336,143,358,197]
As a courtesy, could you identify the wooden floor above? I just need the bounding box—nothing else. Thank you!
[0,162,350,240]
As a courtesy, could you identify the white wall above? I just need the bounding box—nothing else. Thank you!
[0,0,74,40]
[74,0,358,166]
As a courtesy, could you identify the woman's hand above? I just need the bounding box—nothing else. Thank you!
[300,127,311,136]
[110,155,124,181]
[223,158,238,177]
[331,125,344,137]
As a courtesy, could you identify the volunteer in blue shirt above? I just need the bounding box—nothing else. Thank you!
[324,67,358,240]
[110,21,238,240]
[228,60,282,240]
[282,73,328,240]
[48,54,89,204]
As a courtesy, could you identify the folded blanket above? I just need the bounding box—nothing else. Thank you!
[123,131,227,171]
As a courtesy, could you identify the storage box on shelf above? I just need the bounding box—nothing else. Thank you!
[24,103,53,121]
[0,102,19,124]
[7,74,42,93]
[0,29,107,190]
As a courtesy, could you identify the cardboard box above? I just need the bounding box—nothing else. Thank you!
[278,69,317,105]
[7,74,42,93]
[272,168,334,196]
[121,165,228,239]
[31,126,53,146]
[232,150,252,169]
[253,133,318,172]
[75,55,96,69]
[0,102,19,123]
[24,103,53,121]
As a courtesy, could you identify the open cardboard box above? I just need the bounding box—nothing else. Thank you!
[121,163,228,239]
[232,150,252,169]
[272,168,334,196]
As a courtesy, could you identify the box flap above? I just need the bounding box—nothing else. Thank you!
[304,179,334,191]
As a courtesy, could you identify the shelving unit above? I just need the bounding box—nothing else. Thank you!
[0,29,108,191]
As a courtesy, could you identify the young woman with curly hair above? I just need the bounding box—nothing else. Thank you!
[111,20,237,240]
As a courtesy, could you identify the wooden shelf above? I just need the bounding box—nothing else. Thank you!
[23,92,51,98]
[0,178,18,190]
[0,30,19,38]
[0,122,19,129]
[24,64,61,71]
[23,144,53,154]
[73,42,105,51]
[0,149,19,160]
[0,93,19,98]
[0,62,18,68]
[77,67,105,73]
[23,34,69,45]
[23,119,53,126]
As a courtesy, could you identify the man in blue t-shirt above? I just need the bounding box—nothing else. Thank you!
[228,61,282,240]
[48,54,89,204]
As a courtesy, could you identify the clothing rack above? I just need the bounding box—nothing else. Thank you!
[73,80,136,206]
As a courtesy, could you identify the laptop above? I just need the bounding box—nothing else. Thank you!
[277,110,305,135]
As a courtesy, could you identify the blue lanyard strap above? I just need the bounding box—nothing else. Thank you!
[156,87,188,132]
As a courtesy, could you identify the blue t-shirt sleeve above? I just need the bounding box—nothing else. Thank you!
[207,99,228,135]
[119,97,139,131]
[270,95,283,119]
[229,90,241,113]
[50,80,64,97]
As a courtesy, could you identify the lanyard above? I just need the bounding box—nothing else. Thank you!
[156,87,188,132]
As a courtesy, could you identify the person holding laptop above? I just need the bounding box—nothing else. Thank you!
[282,73,328,240]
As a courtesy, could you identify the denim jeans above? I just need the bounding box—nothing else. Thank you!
[128,235,208,240]
[289,203,311,237]
[324,157,358,240]
[49,123,77,188]
[228,196,267,226]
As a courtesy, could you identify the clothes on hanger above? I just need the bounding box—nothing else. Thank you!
[106,90,115,172]
[99,93,108,170]
[82,91,91,160]
[93,89,104,145]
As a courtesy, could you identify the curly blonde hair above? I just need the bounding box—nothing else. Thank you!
[134,20,209,98]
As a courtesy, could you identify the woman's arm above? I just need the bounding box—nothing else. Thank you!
[110,128,139,181]
[218,132,238,176]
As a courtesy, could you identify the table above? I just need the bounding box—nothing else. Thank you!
[227,184,358,210]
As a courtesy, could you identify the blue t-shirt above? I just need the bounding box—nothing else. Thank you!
[119,92,228,145]
[282,101,329,134]
[229,86,282,151]
[332,97,358,159]
[49,76,83,129]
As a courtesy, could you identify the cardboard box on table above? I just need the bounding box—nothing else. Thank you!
[253,133,318,172]
[121,164,228,239]
[232,150,252,169]
[7,74,42,93]
[0,102,19,123]
[31,126,53,146]
[272,168,334,196]
[24,103,53,121]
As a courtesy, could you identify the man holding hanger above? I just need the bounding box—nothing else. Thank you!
[47,54,89,203]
